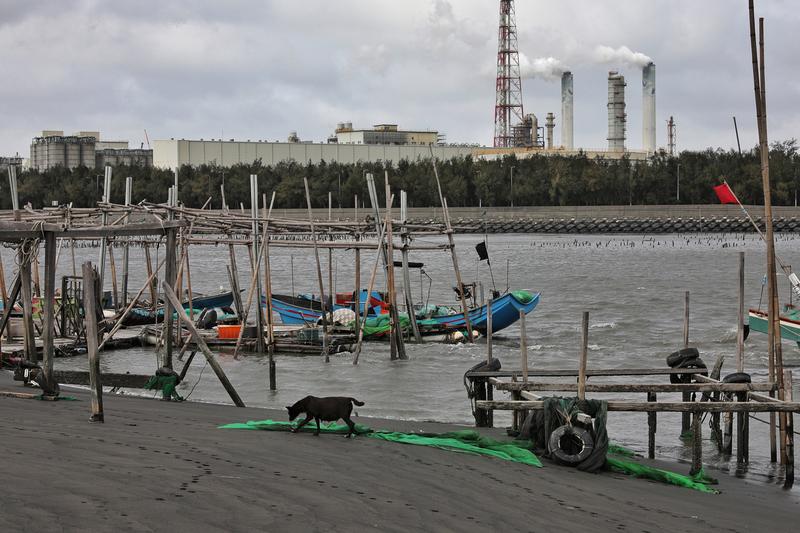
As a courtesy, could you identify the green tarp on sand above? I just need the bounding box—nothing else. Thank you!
[219,419,717,493]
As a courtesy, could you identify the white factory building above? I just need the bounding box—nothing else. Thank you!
[153,137,478,169]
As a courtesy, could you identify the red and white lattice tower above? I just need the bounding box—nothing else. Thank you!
[493,0,524,148]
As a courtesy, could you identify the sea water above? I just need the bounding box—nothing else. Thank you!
[23,231,800,488]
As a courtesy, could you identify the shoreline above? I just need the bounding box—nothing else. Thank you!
[2,372,797,532]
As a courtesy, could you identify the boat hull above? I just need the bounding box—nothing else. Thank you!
[748,308,800,343]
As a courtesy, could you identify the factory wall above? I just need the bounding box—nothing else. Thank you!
[153,140,477,169]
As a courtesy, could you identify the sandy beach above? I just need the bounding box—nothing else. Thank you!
[1,372,797,533]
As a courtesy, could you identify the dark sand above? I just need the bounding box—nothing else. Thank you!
[1,373,797,533]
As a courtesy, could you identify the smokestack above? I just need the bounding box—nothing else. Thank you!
[607,71,626,152]
[545,113,555,149]
[642,62,656,153]
[561,71,574,149]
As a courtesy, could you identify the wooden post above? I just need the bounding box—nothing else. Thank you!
[520,310,528,383]
[647,391,657,459]
[19,243,36,363]
[121,177,132,308]
[486,299,493,363]
[0,275,21,339]
[682,290,691,434]
[303,178,329,361]
[784,369,794,489]
[163,227,178,369]
[41,232,57,382]
[578,311,589,401]
[143,243,157,309]
[400,190,422,342]
[107,242,119,310]
[690,411,702,476]
[737,252,745,373]
[32,247,41,299]
[736,391,749,463]
[262,192,277,390]
[0,250,7,307]
[82,262,103,422]
[162,282,245,407]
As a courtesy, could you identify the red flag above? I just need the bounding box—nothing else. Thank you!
[713,183,739,205]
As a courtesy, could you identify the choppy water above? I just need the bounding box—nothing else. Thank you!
[8,232,800,488]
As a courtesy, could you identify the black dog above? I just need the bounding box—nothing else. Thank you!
[286,396,364,437]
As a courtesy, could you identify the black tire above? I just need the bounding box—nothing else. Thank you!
[549,425,594,465]
[670,357,707,384]
[723,372,751,384]
[666,347,700,368]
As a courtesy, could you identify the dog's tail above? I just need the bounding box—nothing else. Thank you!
[350,398,365,406]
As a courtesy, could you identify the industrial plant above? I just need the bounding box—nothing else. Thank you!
[486,0,665,162]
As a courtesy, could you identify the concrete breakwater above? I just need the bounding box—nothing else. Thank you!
[443,215,800,234]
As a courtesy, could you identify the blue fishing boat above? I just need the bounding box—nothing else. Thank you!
[271,289,540,335]
[423,290,540,334]
[121,291,237,326]
[271,291,386,326]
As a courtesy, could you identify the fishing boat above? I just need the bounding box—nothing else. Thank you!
[121,290,238,326]
[272,289,540,336]
[748,305,800,345]
[271,291,387,326]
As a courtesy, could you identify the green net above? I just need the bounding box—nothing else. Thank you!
[352,315,411,337]
[607,457,718,494]
[511,290,535,304]
[220,419,720,493]
[220,419,542,467]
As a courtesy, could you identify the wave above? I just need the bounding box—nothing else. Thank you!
[590,321,617,330]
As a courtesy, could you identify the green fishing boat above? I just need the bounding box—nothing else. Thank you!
[748,306,800,345]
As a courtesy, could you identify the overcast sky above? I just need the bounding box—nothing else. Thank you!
[1,0,797,157]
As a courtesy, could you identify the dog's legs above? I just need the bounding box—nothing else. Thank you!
[344,416,357,438]
[293,414,312,433]
[314,417,321,436]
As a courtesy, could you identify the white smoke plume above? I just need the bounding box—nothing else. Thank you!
[519,54,569,81]
[593,45,652,68]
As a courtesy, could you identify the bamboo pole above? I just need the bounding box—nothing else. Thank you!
[97,256,166,351]
[232,198,275,359]
[303,178,329,361]
[0,249,7,307]
[400,190,421,342]
[352,199,391,365]
[353,195,361,336]
[520,310,528,383]
[578,311,588,401]
[19,244,36,363]
[249,175,265,355]
[749,3,780,463]
[107,242,119,311]
[121,177,132,308]
[263,192,277,390]
[784,369,794,489]
[682,291,691,434]
[737,252,745,373]
[383,174,405,359]
[486,299,493,363]
[162,282,245,407]
[82,262,103,422]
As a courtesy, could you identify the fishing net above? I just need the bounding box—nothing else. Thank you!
[353,315,411,337]
[510,290,535,304]
[219,419,717,492]
[219,419,540,467]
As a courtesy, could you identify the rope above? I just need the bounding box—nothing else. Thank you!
[747,413,800,437]
[184,360,209,400]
